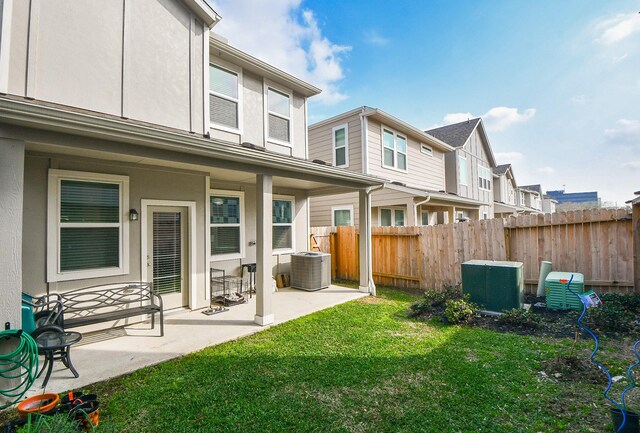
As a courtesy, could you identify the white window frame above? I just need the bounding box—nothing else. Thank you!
[519,191,525,206]
[420,144,433,156]
[273,194,296,254]
[332,123,349,167]
[209,60,243,135]
[478,165,491,191]
[47,169,129,282]
[380,125,408,173]
[379,207,406,227]
[209,189,245,261]
[264,80,293,147]
[331,205,354,226]
[456,211,464,221]
[459,155,468,186]
[421,210,430,226]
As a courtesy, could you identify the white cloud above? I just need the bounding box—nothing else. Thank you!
[571,94,590,104]
[537,166,556,174]
[443,112,474,125]
[209,0,350,105]
[494,151,524,164]
[483,107,536,132]
[364,30,389,46]
[621,161,640,170]
[604,119,640,146]
[596,13,640,45]
[443,107,536,132]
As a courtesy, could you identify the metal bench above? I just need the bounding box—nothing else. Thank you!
[58,282,164,337]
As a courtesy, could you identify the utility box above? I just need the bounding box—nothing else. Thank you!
[545,272,585,310]
[291,252,331,291]
[461,260,524,312]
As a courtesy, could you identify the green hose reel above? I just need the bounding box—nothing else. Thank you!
[0,329,39,410]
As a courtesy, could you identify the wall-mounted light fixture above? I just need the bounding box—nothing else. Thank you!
[129,209,139,221]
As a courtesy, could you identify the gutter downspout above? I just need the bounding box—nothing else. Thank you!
[360,107,371,175]
[413,196,431,226]
[365,184,384,295]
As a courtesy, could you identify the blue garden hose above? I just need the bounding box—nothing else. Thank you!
[0,329,39,410]
[621,340,640,414]
[565,275,628,433]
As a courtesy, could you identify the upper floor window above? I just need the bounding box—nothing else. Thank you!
[478,165,491,190]
[47,170,129,282]
[210,190,244,260]
[273,197,295,252]
[519,191,525,205]
[210,64,241,131]
[266,86,292,145]
[459,155,468,185]
[382,128,407,171]
[333,124,349,167]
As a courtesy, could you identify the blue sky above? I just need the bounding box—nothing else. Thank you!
[210,0,640,205]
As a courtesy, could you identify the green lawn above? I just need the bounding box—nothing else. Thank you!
[83,287,621,432]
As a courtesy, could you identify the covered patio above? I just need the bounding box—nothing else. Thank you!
[24,285,366,396]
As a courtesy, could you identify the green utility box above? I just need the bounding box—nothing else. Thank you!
[461,260,524,312]
[545,272,585,310]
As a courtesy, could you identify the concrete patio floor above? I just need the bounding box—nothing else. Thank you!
[26,285,367,396]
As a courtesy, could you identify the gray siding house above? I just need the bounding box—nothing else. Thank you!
[308,107,482,228]
[0,0,383,332]
[426,118,497,220]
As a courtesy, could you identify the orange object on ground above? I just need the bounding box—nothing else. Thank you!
[17,393,60,418]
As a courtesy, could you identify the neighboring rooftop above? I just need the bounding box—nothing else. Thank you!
[493,164,511,176]
[425,118,481,148]
[520,184,542,195]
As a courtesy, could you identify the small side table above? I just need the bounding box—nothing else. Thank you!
[35,330,82,388]
[241,263,257,298]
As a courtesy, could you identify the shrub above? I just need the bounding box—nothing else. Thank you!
[409,290,447,316]
[408,284,463,317]
[497,308,541,328]
[444,296,477,324]
[585,300,635,333]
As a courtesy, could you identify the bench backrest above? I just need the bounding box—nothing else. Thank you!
[59,283,158,319]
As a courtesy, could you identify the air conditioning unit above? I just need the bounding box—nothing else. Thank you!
[290,252,331,291]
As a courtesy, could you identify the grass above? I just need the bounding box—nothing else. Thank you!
[4,286,631,432]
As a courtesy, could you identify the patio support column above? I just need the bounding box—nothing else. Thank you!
[358,189,372,294]
[0,138,24,405]
[255,174,274,326]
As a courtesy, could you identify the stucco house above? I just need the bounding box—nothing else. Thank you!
[307,107,483,228]
[0,0,384,331]
[425,118,497,220]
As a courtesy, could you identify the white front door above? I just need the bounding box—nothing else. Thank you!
[146,206,189,310]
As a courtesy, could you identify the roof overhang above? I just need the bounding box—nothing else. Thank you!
[310,106,454,153]
[474,119,497,167]
[424,191,484,207]
[210,36,321,98]
[0,97,383,191]
[494,202,519,213]
[181,0,221,27]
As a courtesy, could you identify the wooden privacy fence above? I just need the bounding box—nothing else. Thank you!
[311,208,637,294]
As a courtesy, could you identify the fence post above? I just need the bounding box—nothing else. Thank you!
[330,231,337,279]
[634,202,640,292]
[504,227,511,261]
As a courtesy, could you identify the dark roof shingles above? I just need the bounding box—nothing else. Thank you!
[425,118,481,148]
